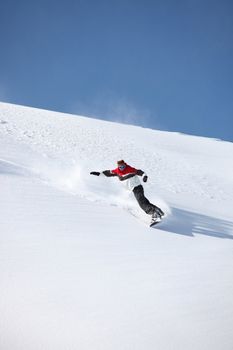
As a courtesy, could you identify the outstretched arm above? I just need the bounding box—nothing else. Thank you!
[90,168,148,182]
[102,170,118,177]
[90,170,117,177]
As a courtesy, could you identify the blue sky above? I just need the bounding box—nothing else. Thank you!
[0,0,233,141]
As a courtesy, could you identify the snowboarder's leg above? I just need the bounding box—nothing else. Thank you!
[154,206,165,217]
[133,185,161,216]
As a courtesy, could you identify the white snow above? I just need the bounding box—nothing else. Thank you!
[0,101,233,350]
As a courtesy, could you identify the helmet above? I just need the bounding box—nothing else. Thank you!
[117,159,125,165]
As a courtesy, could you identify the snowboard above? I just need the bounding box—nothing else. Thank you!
[150,217,162,227]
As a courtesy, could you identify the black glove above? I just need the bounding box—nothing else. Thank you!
[90,171,100,176]
[143,175,148,182]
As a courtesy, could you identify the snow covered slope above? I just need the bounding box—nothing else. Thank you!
[0,102,233,350]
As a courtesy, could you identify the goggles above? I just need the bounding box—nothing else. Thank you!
[118,164,126,170]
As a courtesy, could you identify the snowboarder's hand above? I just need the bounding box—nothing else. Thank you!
[143,175,148,182]
[90,171,100,176]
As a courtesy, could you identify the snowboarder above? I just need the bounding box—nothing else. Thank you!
[90,160,164,223]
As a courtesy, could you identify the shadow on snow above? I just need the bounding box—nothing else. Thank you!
[157,207,233,240]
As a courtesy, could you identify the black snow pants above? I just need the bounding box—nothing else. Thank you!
[133,185,161,216]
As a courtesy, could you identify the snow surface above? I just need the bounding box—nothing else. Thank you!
[0,101,233,350]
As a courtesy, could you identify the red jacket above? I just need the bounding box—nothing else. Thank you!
[111,164,137,176]
[102,164,145,191]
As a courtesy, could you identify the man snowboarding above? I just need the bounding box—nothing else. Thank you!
[90,160,164,225]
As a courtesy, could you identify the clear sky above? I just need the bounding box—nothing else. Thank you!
[0,0,233,141]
